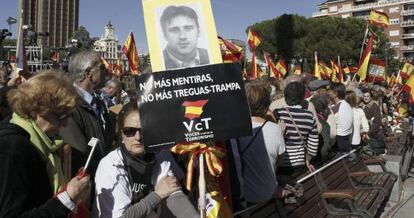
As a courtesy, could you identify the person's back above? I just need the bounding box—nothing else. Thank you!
[274,107,318,167]
[231,120,285,203]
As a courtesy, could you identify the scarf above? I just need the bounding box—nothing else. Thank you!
[11,113,66,193]
[120,144,155,203]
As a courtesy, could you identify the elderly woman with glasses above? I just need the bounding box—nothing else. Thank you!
[94,102,198,218]
[0,71,90,217]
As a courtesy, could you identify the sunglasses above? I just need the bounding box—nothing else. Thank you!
[122,127,142,137]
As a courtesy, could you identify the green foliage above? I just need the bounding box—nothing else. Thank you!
[249,15,402,75]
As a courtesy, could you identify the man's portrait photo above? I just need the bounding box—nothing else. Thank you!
[159,5,210,69]
[143,0,222,72]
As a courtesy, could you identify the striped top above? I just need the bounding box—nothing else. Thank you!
[274,106,318,167]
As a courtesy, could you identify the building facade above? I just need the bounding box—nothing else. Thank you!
[19,0,79,48]
[313,0,414,59]
[94,21,130,72]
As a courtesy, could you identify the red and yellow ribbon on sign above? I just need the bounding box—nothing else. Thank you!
[171,142,225,191]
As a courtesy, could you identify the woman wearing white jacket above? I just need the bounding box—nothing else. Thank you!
[345,91,369,148]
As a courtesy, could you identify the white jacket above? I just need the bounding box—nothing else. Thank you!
[352,108,369,145]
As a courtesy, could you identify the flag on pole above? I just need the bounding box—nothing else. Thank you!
[249,52,258,78]
[275,59,288,77]
[218,36,243,63]
[368,9,390,28]
[319,61,332,80]
[331,60,338,82]
[114,58,123,77]
[122,32,140,75]
[263,52,279,79]
[403,74,414,103]
[400,62,414,81]
[356,32,375,81]
[247,28,261,50]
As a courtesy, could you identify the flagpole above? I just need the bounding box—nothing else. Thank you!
[353,23,370,82]
[199,153,206,218]
[338,56,342,83]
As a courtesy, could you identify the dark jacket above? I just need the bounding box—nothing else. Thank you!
[163,48,210,70]
[0,122,69,217]
[58,98,108,178]
[363,102,382,138]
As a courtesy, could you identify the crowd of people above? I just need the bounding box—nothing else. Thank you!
[0,50,411,217]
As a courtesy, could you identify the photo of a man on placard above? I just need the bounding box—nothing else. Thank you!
[160,5,210,69]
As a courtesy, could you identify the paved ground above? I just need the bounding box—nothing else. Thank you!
[382,167,414,218]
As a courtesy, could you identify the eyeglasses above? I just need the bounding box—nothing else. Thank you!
[122,127,142,137]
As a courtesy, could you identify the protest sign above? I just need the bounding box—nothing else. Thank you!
[135,63,252,148]
[142,0,222,72]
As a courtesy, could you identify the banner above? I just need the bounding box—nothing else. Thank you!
[135,63,252,147]
[367,59,385,82]
[143,0,222,72]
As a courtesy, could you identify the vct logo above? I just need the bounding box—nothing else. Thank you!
[182,100,211,132]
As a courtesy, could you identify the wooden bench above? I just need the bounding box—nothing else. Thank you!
[233,199,283,218]
[342,157,397,195]
[318,160,388,217]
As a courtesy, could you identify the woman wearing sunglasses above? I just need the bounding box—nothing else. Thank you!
[0,71,91,217]
[94,102,198,218]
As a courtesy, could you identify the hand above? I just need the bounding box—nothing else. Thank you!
[66,175,91,204]
[305,161,315,172]
[154,176,180,199]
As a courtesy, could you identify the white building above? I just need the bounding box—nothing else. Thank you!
[94,21,130,71]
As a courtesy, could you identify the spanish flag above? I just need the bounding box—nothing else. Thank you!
[400,62,414,81]
[263,52,279,79]
[368,10,390,28]
[275,59,288,77]
[319,61,332,80]
[250,52,258,78]
[403,74,414,103]
[356,32,375,81]
[218,36,243,63]
[182,100,209,120]
[122,32,140,75]
[247,28,261,50]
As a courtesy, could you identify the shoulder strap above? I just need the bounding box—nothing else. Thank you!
[240,121,268,154]
[285,108,307,148]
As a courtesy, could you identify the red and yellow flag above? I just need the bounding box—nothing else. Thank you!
[249,52,258,78]
[368,10,390,28]
[218,36,243,63]
[247,28,261,50]
[263,52,279,79]
[319,61,332,80]
[182,100,209,120]
[356,32,375,81]
[400,62,414,81]
[122,32,140,75]
[403,74,414,103]
[275,59,288,77]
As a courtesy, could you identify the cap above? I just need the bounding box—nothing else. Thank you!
[308,80,330,91]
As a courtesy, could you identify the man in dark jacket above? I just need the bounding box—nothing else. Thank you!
[58,51,110,178]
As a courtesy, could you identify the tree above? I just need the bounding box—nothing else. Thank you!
[70,26,94,51]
